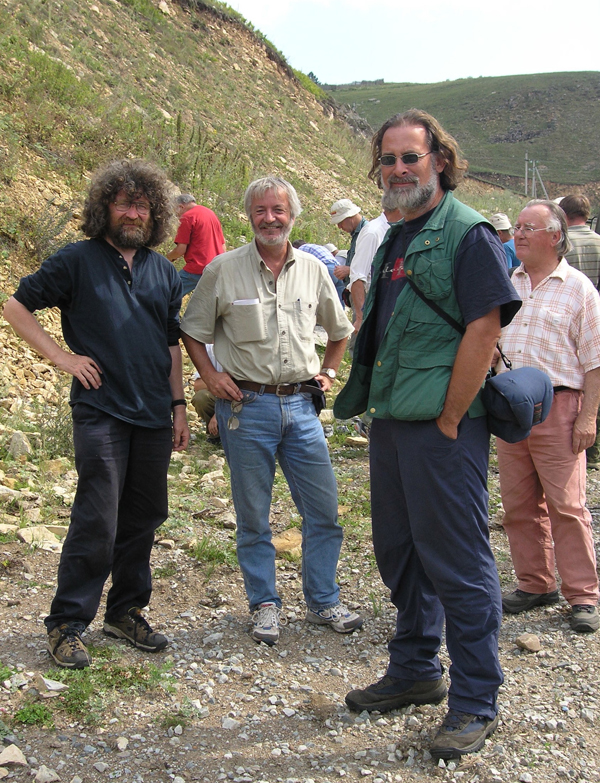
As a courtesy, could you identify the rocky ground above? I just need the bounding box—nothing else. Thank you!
[0,318,599,783]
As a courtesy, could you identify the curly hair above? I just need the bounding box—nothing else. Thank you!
[369,109,468,192]
[80,159,174,247]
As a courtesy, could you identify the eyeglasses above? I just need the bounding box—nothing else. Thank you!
[113,200,151,216]
[379,151,432,167]
[513,224,551,236]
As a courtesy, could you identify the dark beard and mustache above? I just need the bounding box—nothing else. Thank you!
[106,220,153,249]
[381,162,438,214]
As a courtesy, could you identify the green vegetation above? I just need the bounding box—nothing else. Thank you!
[13,701,55,727]
[328,72,600,188]
[189,534,237,567]
[47,648,172,725]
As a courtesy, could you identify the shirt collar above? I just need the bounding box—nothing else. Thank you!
[251,238,295,268]
[514,257,568,281]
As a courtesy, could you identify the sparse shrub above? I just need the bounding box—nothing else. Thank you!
[13,700,55,727]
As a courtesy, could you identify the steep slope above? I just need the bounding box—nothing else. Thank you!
[0,0,378,282]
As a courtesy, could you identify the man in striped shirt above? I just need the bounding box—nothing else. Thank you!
[497,200,600,633]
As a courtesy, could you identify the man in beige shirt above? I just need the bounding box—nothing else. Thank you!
[181,176,362,645]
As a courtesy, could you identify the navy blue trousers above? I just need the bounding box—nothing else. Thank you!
[45,404,172,631]
[370,415,503,719]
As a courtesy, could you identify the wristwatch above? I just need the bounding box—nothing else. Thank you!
[320,367,336,380]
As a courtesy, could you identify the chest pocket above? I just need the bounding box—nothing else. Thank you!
[410,254,453,301]
[291,299,318,342]
[228,302,266,343]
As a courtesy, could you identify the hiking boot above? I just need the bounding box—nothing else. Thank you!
[306,602,363,634]
[47,624,91,669]
[103,607,168,651]
[570,605,599,633]
[502,588,560,614]
[345,674,447,713]
[251,602,287,646]
[430,709,499,760]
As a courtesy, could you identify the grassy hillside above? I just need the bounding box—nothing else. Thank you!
[0,0,527,296]
[327,72,600,188]
[0,0,379,281]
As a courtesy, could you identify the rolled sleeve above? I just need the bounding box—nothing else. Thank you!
[317,272,354,341]
[180,264,219,344]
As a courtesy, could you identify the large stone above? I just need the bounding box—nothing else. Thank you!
[345,435,368,447]
[17,526,62,552]
[201,469,224,483]
[272,528,302,556]
[0,485,21,500]
[0,523,18,534]
[516,633,541,652]
[0,744,27,766]
[35,765,59,783]
[8,431,32,458]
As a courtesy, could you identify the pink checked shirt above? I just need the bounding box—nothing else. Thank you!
[496,259,600,389]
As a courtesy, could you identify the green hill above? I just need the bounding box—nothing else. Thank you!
[327,72,600,187]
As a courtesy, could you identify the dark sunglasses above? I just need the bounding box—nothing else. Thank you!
[379,151,432,167]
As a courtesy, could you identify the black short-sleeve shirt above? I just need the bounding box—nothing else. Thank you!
[13,238,182,428]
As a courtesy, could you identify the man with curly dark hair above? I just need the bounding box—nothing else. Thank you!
[3,158,189,669]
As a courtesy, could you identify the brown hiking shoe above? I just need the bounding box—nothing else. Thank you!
[103,607,168,651]
[47,624,91,669]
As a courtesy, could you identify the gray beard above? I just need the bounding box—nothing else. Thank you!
[253,223,292,247]
[382,168,438,214]
[106,223,151,249]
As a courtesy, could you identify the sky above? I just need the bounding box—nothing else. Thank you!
[230,0,600,85]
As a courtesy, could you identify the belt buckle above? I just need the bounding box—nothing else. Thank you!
[275,383,300,396]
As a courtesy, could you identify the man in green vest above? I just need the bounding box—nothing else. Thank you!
[335,110,520,760]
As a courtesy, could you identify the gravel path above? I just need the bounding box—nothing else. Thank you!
[1,419,599,783]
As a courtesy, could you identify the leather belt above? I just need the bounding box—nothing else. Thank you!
[553,386,577,393]
[235,380,315,397]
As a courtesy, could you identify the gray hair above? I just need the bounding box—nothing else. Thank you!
[175,193,196,206]
[244,177,302,221]
[526,199,571,257]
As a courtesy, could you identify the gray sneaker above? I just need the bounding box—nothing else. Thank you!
[104,607,168,651]
[570,605,599,633]
[47,624,91,669]
[251,602,287,645]
[306,602,363,633]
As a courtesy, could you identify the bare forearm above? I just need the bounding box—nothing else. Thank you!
[322,337,348,373]
[168,344,185,400]
[166,244,187,262]
[350,281,366,328]
[4,297,68,365]
[437,308,501,437]
[572,367,600,453]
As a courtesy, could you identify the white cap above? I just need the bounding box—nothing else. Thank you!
[329,199,361,225]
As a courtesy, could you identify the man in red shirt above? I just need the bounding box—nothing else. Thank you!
[167,194,226,295]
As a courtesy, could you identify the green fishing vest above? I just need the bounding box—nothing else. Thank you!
[334,191,491,421]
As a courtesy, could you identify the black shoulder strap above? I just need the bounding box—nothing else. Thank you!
[405,276,465,335]
[405,276,512,371]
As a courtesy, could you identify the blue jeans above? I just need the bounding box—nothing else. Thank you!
[179,269,202,296]
[370,415,503,719]
[216,390,343,611]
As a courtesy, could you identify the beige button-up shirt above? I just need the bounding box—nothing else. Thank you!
[180,239,353,384]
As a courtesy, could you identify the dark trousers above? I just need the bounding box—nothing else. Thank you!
[370,415,503,719]
[45,404,172,631]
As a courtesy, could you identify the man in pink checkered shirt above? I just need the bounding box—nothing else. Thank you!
[496,199,600,633]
